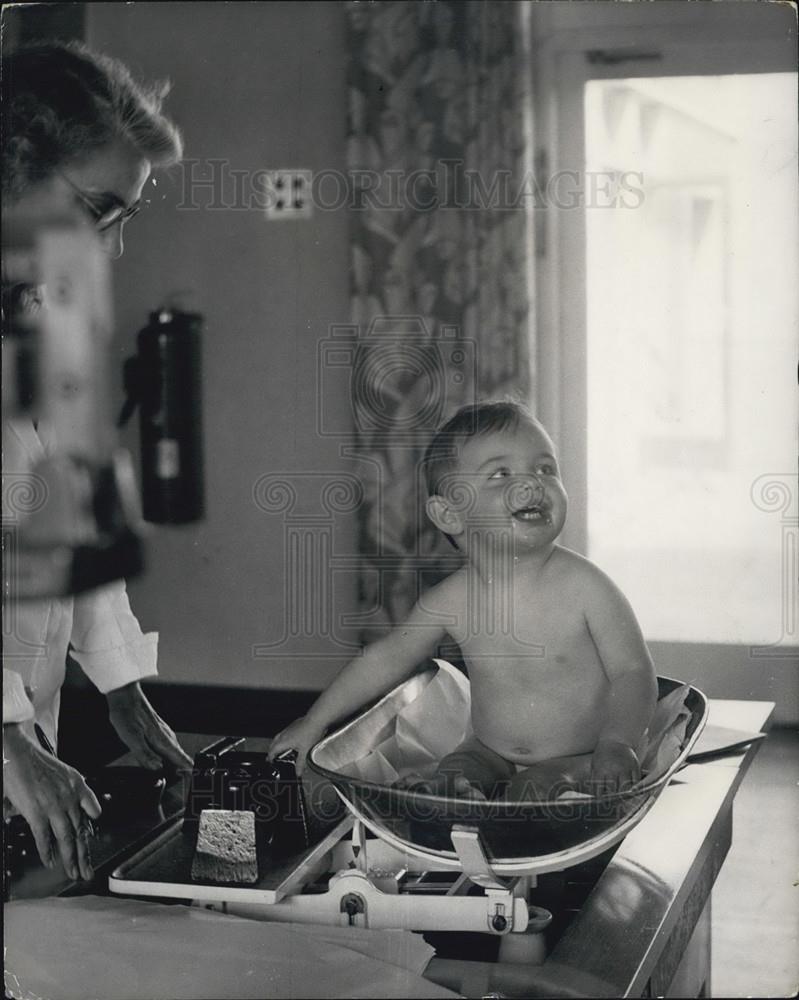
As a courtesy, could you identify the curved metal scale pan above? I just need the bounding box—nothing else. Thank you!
[309,662,708,877]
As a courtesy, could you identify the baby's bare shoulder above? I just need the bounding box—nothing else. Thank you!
[548,547,620,597]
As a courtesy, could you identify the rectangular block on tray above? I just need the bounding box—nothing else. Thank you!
[190,809,258,884]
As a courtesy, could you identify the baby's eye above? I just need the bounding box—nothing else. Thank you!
[488,467,511,480]
[535,464,556,475]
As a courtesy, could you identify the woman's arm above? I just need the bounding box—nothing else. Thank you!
[71,581,190,770]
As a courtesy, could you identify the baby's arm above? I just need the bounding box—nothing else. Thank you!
[583,565,658,792]
[268,580,456,773]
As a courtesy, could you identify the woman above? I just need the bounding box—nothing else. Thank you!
[3,42,192,884]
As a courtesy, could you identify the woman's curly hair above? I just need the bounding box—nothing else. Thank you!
[2,41,183,199]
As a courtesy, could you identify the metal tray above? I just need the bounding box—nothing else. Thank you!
[308,662,708,876]
[108,816,352,905]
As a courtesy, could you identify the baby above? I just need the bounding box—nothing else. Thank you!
[270,401,657,801]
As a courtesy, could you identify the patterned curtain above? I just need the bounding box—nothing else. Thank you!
[346,0,535,635]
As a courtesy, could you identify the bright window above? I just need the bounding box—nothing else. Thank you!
[585,73,797,644]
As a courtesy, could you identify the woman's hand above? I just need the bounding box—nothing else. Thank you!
[268,716,326,777]
[106,682,192,773]
[3,723,101,880]
[589,738,641,795]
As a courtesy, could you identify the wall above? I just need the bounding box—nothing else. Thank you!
[529,0,796,41]
[51,1,798,723]
[3,3,85,47]
[87,2,357,692]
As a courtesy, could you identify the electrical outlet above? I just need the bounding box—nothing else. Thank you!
[263,169,313,220]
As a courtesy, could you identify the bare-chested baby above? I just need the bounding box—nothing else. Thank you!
[270,401,657,801]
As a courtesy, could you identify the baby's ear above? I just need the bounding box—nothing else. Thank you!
[426,494,464,538]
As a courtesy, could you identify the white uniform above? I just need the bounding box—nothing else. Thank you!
[2,418,158,751]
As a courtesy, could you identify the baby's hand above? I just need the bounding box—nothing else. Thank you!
[268,716,326,777]
[589,739,641,795]
[450,776,487,801]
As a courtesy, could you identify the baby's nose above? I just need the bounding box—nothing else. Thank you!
[507,475,545,509]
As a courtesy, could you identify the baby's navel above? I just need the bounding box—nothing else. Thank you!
[512,746,532,756]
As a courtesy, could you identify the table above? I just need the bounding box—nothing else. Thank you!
[6,699,773,998]
[424,699,774,998]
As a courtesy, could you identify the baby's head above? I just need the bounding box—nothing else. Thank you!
[423,401,567,553]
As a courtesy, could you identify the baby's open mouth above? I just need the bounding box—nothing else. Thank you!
[512,504,551,524]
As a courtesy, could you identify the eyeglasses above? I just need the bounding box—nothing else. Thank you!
[58,171,141,232]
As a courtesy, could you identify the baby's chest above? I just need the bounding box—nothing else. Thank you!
[451,587,591,654]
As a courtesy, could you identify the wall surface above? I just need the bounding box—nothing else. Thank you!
[83,1,796,723]
[87,2,358,691]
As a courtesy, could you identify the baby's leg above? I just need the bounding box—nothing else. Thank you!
[505,753,593,802]
[427,737,517,799]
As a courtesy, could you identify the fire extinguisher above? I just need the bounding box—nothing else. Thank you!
[119,307,205,523]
